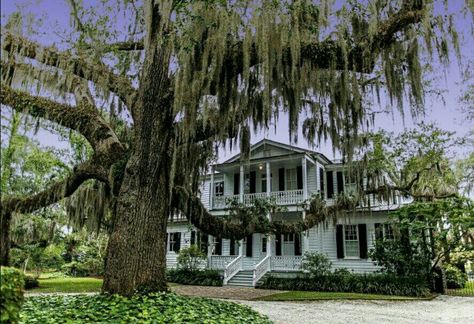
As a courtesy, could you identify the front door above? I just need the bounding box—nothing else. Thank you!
[282,233,295,256]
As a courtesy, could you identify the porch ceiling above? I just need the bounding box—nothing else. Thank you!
[214,153,310,173]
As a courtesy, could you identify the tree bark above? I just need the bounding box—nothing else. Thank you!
[0,211,11,266]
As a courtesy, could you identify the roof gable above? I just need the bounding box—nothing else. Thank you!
[224,139,311,163]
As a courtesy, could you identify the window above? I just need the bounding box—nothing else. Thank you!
[383,224,394,240]
[214,181,224,196]
[286,168,297,190]
[283,233,294,242]
[212,237,222,255]
[168,232,181,252]
[344,225,359,257]
[262,237,267,253]
[326,171,334,198]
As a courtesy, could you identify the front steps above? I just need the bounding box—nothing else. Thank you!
[226,270,254,287]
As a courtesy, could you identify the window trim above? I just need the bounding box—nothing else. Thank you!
[214,181,224,196]
[343,225,360,259]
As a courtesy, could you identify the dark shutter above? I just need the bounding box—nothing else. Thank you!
[326,171,334,198]
[200,233,208,254]
[294,233,302,256]
[230,239,235,255]
[191,231,196,245]
[374,223,383,240]
[174,233,181,252]
[278,168,285,191]
[215,237,222,255]
[262,237,267,253]
[234,173,240,194]
[250,171,256,194]
[319,167,325,197]
[336,171,344,194]
[276,234,282,256]
[336,225,344,259]
[246,234,253,257]
[296,166,303,189]
[358,224,368,259]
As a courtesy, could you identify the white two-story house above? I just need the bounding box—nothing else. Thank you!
[167,139,401,286]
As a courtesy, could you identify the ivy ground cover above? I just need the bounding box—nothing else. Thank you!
[20,293,271,323]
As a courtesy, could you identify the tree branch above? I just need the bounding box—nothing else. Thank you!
[1,32,138,115]
[1,85,123,157]
[1,159,108,215]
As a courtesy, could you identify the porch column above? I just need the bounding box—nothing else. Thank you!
[239,165,244,203]
[210,165,215,210]
[266,161,272,258]
[208,235,213,268]
[302,211,309,253]
[302,157,308,200]
[266,162,271,196]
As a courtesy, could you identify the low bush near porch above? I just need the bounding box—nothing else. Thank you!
[167,269,223,286]
[20,293,271,323]
[257,273,430,297]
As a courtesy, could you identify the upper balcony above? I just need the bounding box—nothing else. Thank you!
[212,189,305,209]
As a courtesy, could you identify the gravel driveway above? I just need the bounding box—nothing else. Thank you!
[237,295,474,324]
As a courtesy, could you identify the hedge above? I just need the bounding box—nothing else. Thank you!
[1,267,25,323]
[167,269,223,286]
[257,273,430,297]
[444,264,468,289]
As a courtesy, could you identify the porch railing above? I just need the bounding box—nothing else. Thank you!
[223,255,242,285]
[252,255,270,286]
[271,255,303,271]
[212,189,304,209]
[209,256,238,270]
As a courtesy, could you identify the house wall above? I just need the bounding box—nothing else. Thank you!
[166,223,192,268]
[307,212,389,273]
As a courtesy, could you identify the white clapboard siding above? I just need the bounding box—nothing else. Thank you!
[166,223,192,269]
[307,164,318,195]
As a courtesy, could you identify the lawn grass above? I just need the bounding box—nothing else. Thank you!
[446,281,474,297]
[27,277,179,294]
[29,277,104,293]
[254,291,434,301]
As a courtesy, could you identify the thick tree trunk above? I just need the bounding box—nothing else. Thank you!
[0,211,11,266]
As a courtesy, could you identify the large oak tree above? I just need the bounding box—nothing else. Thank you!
[1,0,471,295]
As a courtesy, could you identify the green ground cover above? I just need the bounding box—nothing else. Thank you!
[20,293,271,323]
[446,281,474,296]
[255,291,435,301]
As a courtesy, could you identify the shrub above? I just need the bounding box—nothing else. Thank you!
[177,245,206,271]
[257,273,430,297]
[61,261,90,277]
[1,267,25,323]
[24,275,39,289]
[167,268,223,286]
[301,252,332,276]
[20,293,271,323]
[444,264,468,289]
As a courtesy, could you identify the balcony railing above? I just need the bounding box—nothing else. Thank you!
[211,189,305,209]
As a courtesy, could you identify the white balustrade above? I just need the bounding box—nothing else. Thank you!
[270,256,303,271]
[212,190,304,209]
[209,256,238,269]
[223,255,242,285]
[252,255,270,286]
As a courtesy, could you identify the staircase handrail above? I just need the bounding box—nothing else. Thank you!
[252,255,270,286]
[223,255,242,285]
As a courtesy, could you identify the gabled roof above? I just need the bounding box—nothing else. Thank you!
[222,138,332,164]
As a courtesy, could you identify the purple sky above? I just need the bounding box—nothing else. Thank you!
[1,0,473,162]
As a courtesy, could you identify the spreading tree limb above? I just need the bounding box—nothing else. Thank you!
[1,32,137,114]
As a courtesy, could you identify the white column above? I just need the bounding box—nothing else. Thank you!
[266,162,271,196]
[266,161,272,258]
[210,165,215,210]
[302,211,309,254]
[302,157,308,200]
[207,235,214,268]
[239,165,244,203]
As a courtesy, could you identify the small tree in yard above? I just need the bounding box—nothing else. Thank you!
[301,252,333,277]
[177,245,206,271]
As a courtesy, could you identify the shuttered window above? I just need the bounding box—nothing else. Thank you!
[168,232,181,252]
[286,168,297,190]
[214,181,224,196]
[344,225,359,257]
[326,171,334,198]
[212,237,222,255]
[336,171,344,194]
[261,237,267,253]
[319,167,325,197]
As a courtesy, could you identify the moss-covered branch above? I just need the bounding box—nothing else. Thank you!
[1,32,137,114]
[1,85,124,158]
